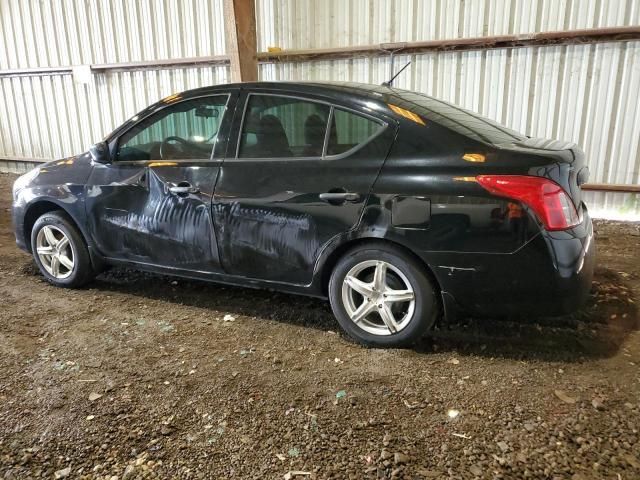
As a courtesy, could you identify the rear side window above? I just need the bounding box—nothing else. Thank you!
[238,95,330,158]
[327,109,383,156]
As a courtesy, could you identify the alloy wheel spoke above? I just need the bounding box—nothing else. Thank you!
[373,261,387,291]
[350,301,375,323]
[58,254,74,271]
[345,275,374,298]
[341,259,417,336]
[378,304,400,333]
[57,236,69,252]
[50,256,60,277]
[36,245,54,256]
[42,226,58,247]
[384,288,414,304]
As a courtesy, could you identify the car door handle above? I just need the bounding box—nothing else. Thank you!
[319,192,360,203]
[169,184,200,195]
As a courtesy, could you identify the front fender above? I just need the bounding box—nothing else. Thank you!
[14,188,90,252]
[12,153,94,252]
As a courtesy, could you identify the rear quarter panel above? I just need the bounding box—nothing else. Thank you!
[361,119,573,316]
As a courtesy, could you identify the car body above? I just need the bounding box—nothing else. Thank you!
[12,81,595,346]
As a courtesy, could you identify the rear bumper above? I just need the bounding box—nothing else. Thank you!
[422,209,596,319]
[544,210,595,314]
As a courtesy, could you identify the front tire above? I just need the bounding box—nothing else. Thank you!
[31,211,95,288]
[328,243,438,347]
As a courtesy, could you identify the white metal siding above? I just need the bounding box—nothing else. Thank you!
[0,0,228,160]
[0,0,226,68]
[256,0,640,51]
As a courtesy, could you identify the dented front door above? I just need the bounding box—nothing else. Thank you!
[86,164,223,271]
[85,92,237,272]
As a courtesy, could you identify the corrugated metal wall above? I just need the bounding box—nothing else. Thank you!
[0,0,228,160]
[256,0,639,49]
[1,0,639,217]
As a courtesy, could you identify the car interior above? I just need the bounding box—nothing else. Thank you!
[238,101,364,158]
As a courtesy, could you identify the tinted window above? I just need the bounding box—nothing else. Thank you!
[327,108,382,156]
[388,89,525,145]
[238,95,330,158]
[116,95,228,162]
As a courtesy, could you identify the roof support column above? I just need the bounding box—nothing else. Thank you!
[223,0,258,82]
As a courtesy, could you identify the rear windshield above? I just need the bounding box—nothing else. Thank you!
[388,89,526,145]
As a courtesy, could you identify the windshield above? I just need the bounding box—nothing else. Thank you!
[387,88,526,145]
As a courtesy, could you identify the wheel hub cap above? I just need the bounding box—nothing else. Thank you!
[341,260,416,336]
[35,225,74,279]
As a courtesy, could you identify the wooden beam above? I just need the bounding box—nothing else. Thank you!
[224,0,258,82]
[257,25,640,63]
[4,26,640,78]
[582,183,640,194]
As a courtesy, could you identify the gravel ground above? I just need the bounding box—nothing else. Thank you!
[0,172,639,480]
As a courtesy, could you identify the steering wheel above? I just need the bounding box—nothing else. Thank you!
[160,136,190,160]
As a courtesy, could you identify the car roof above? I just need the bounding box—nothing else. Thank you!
[108,81,401,141]
[175,81,403,107]
[111,81,523,147]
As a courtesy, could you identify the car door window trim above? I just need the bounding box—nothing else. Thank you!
[231,92,388,163]
[111,93,232,165]
[324,106,387,160]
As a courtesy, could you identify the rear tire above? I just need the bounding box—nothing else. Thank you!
[328,243,438,347]
[31,211,95,288]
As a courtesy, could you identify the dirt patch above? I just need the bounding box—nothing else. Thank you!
[1,172,639,479]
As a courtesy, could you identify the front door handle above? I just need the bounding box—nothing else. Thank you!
[169,183,200,195]
[319,192,360,203]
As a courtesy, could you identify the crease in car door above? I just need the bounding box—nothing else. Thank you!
[85,93,235,272]
[213,92,396,285]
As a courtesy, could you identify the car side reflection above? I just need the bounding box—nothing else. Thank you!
[428,195,535,252]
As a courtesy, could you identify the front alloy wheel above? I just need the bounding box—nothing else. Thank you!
[31,211,95,288]
[329,243,438,347]
[36,225,75,279]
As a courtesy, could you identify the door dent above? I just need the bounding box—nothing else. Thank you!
[215,200,320,280]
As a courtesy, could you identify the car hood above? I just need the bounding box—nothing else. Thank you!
[26,152,95,188]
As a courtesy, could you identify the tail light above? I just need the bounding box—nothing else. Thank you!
[476,175,580,231]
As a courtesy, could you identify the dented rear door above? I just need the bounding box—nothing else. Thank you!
[212,89,396,285]
[85,91,238,271]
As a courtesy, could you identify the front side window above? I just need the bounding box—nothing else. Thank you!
[116,95,228,162]
[238,95,330,158]
[327,108,383,156]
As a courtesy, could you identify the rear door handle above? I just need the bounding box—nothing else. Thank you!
[319,192,360,203]
[169,183,200,195]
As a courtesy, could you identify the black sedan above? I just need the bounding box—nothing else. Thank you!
[11,82,595,347]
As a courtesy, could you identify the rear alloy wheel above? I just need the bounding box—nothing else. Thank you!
[329,244,438,347]
[31,211,95,288]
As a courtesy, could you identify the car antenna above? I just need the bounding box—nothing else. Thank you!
[380,42,409,87]
[382,60,411,87]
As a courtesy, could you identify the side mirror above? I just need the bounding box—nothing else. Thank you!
[89,141,110,164]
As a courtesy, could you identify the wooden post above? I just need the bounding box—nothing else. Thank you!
[224,0,258,82]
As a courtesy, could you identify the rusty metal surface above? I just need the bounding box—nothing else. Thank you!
[582,183,640,193]
[257,26,640,62]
